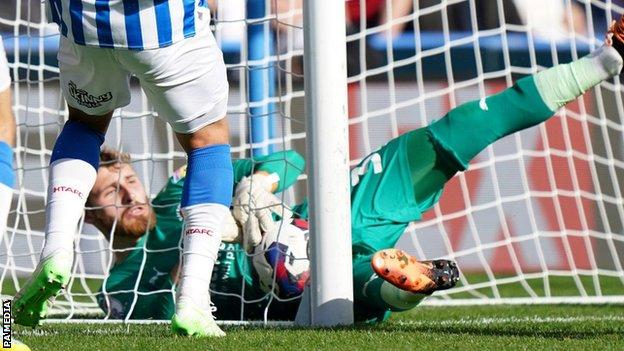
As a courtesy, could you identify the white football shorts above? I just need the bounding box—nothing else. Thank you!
[0,36,11,93]
[57,12,228,134]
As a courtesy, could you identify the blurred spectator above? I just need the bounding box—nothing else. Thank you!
[273,0,304,51]
[414,0,587,40]
[273,0,415,39]
[591,0,624,33]
[344,0,416,77]
[471,0,587,40]
[512,0,587,41]
[346,0,415,38]
[415,0,472,31]
[270,0,590,77]
[272,0,416,51]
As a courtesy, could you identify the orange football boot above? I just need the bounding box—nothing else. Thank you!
[606,13,624,58]
[371,249,459,295]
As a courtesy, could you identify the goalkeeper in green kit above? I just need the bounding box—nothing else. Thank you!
[65,19,624,323]
[86,148,306,321]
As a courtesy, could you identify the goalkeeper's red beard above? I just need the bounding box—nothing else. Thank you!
[96,204,157,238]
[118,204,157,237]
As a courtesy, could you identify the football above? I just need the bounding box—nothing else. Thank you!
[252,220,310,298]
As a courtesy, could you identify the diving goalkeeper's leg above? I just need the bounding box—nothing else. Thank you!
[371,249,459,295]
[352,18,624,316]
[353,251,458,315]
[427,20,624,170]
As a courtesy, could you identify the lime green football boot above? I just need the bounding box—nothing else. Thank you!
[13,251,73,327]
[171,297,225,337]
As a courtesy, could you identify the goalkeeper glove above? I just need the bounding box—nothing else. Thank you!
[232,173,293,252]
[221,210,242,243]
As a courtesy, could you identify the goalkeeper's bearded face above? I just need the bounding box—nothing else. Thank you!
[86,163,156,240]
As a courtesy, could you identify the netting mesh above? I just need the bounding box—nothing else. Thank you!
[343,0,624,303]
[1,0,306,320]
[1,0,623,324]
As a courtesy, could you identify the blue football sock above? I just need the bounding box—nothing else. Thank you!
[0,141,13,188]
[50,120,105,169]
[181,144,233,208]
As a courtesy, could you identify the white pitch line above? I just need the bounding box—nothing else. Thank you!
[395,315,624,326]
[39,319,293,327]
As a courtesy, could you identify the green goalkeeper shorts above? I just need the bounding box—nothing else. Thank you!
[350,127,461,257]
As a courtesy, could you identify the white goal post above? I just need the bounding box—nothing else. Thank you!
[301,0,353,326]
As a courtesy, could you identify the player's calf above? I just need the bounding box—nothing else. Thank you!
[371,249,459,295]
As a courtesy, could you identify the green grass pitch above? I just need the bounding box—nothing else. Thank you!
[13,304,624,351]
[7,275,624,350]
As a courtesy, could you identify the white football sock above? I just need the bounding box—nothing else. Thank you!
[380,280,428,310]
[535,45,623,111]
[0,183,12,237]
[177,203,228,310]
[40,158,96,260]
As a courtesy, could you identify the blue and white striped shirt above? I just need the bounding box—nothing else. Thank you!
[47,0,209,50]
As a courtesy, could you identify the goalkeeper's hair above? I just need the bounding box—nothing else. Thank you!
[99,146,131,168]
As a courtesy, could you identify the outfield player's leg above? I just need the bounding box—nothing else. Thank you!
[13,38,131,327]
[0,35,14,242]
[39,38,130,262]
[119,23,232,337]
[40,108,111,259]
[172,120,231,338]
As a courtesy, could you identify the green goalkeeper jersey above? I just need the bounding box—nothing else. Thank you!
[99,133,460,322]
[291,128,461,323]
[293,128,450,257]
[97,150,305,320]
[98,131,461,322]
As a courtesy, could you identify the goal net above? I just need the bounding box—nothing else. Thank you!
[1,0,623,324]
